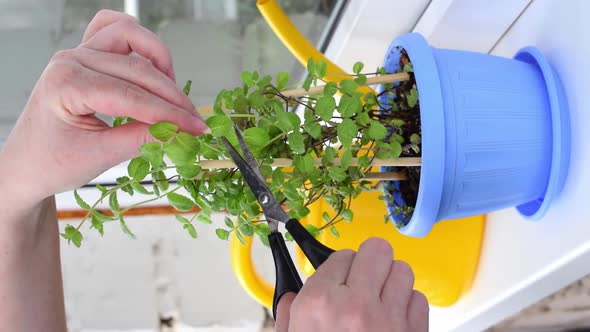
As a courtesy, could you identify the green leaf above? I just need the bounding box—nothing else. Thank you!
[410,133,421,144]
[282,182,300,201]
[407,87,418,108]
[224,217,234,228]
[128,157,150,181]
[364,92,377,106]
[337,119,358,147]
[119,216,135,238]
[234,95,249,113]
[316,60,327,78]
[284,232,294,241]
[322,212,331,222]
[330,225,340,238]
[329,167,348,182]
[293,154,314,175]
[117,176,134,195]
[368,121,388,140]
[149,122,178,141]
[62,225,83,247]
[175,215,190,224]
[164,133,200,165]
[91,209,112,222]
[109,192,119,213]
[323,82,338,96]
[248,90,264,109]
[241,70,255,87]
[338,95,362,118]
[257,75,272,88]
[197,214,212,224]
[341,149,352,168]
[392,119,406,127]
[240,223,254,237]
[244,127,270,149]
[91,215,104,236]
[304,122,322,139]
[302,76,313,91]
[356,111,371,126]
[254,223,271,237]
[354,74,367,85]
[113,117,125,127]
[235,229,246,244]
[96,184,108,194]
[131,182,153,195]
[272,169,285,185]
[390,141,403,158]
[74,190,91,210]
[306,58,316,77]
[394,133,405,144]
[183,223,198,238]
[140,142,163,167]
[339,80,358,95]
[341,209,353,222]
[358,155,370,168]
[276,72,289,90]
[403,63,414,73]
[177,164,201,179]
[287,132,305,154]
[167,193,195,211]
[276,111,301,132]
[322,146,338,166]
[316,96,336,121]
[183,80,192,95]
[353,61,364,74]
[154,171,169,191]
[206,115,233,137]
[304,224,321,238]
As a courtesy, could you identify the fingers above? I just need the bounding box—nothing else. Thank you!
[81,19,175,81]
[275,292,296,332]
[72,47,194,113]
[407,290,429,332]
[47,59,207,135]
[346,237,394,297]
[97,121,153,166]
[82,9,138,42]
[304,250,355,291]
[381,260,415,319]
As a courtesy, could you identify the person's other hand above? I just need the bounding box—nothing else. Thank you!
[0,10,207,211]
[275,238,429,331]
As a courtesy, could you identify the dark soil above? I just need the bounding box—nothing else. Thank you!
[382,49,422,226]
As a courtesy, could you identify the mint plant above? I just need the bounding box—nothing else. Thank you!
[63,55,421,247]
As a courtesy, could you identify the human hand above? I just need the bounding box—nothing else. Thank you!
[275,238,429,331]
[0,10,207,211]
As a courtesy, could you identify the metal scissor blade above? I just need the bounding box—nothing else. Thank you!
[232,124,265,183]
[219,135,289,225]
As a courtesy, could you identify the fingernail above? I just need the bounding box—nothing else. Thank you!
[193,117,210,135]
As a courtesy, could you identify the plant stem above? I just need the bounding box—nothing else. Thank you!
[118,186,182,215]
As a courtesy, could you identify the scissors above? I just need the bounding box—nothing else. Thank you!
[220,124,335,319]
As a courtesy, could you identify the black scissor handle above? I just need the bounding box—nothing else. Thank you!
[269,232,303,320]
[286,219,335,269]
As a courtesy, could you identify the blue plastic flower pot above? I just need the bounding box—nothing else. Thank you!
[380,33,570,237]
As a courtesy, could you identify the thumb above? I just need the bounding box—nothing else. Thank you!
[98,121,154,167]
[275,292,297,332]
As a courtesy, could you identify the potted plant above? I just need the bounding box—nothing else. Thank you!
[63,32,569,247]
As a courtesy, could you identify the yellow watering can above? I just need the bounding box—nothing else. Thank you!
[229,0,486,310]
